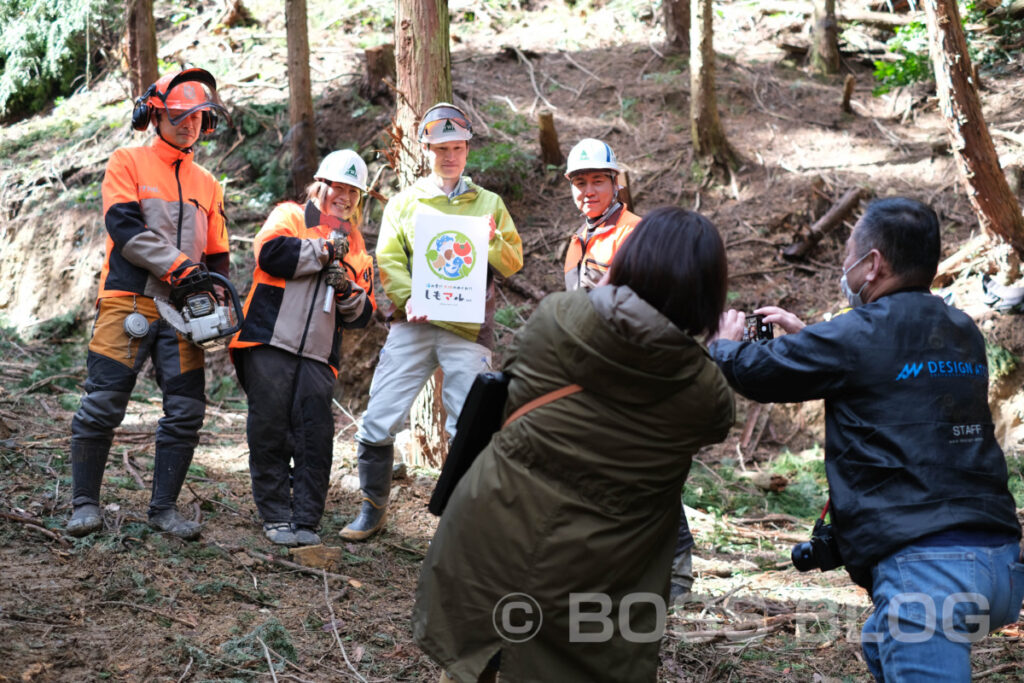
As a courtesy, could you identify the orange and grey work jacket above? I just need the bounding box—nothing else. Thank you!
[563,206,641,291]
[230,202,376,375]
[99,137,229,300]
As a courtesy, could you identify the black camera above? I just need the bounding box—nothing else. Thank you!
[791,518,843,572]
[743,314,774,341]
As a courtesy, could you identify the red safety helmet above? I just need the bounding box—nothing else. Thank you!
[132,68,230,134]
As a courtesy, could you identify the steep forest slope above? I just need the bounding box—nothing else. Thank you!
[1,0,1022,680]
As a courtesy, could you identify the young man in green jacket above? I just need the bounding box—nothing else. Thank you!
[340,102,523,540]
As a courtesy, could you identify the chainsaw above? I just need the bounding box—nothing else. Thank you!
[154,265,244,349]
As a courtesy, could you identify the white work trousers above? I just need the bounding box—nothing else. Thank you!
[356,322,492,447]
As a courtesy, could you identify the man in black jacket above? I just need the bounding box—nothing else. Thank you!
[709,197,1023,681]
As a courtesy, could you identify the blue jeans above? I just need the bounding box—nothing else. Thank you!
[861,541,1024,682]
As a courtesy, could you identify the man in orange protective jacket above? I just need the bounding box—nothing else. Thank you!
[562,138,641,291]
[67,68,231,540]
[563,138,696,603]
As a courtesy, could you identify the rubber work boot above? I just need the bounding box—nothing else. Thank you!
[264,522,298,546]
[149,508,201,541]
[293,527,321,546]
[669,547,695,605]
[66,504,102,537]
[339,443,393,541]
[70,439,110,508]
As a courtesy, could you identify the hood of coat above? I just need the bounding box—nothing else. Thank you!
[552,285,709,404]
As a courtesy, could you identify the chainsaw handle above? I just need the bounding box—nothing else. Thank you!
[209,271,244,340]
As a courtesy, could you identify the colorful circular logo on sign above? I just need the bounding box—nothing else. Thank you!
[426,231,476,281]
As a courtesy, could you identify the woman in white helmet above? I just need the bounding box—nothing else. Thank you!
[230,149,377,546]
[563,138,642,291]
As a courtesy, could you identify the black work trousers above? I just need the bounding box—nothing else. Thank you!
[236,346,336,529]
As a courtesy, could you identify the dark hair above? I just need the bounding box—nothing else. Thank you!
[608,206,728,337]
[853,197,940,285]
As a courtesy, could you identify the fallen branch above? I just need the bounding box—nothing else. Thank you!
[783,187,867,260]
[974,662,1022,680]
[0,511,70,547]
[100,600,197,628]
[757,1,920,27]
[256,636,280,683]
[667,611,831,643]
[382,540,426,557]
[507,45,555,112]
[503,275,547,302]
[12,373,83,400]
[932,233,989,287]
[322,570,368,683]
[123,451,146,490]
[731,513,802,526]
[244,548,356,584]
[185,482,247,518]
[730,265,796,278]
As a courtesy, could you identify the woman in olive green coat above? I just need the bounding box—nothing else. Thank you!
[414,207,735,683]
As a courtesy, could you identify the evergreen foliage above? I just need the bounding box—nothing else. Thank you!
[0,0,121,120]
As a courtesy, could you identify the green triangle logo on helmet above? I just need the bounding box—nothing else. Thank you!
[579,150,590,160]
[345,163,358,178]
[443,119,456,133]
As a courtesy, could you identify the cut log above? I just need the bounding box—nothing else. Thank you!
[758,1,920,27]
[782,187,867,260]
[537,110,563,167]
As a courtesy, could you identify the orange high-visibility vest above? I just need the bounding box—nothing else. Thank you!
[563,207,641,291]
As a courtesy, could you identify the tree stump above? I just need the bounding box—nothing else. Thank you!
[842,74,855,113]
[361,43,396,103]
[618,171,635,213]
[537,110,563,167]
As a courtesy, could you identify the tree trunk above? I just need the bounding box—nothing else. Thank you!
[286,0,318,200]
[124,0,158,97]
[690,0,736,173]
[395,0,453,467]
[663,0,690,54]
[925,0,1024,255]
[394,0,452,187]
[810,0,840,75]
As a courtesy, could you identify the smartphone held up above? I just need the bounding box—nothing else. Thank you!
[743,314,774,342]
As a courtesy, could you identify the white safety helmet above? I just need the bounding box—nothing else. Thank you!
[315,149,368,192]
[418,102,473,144]
[565,138,620,180]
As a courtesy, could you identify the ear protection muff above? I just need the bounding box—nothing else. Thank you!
[130,69,225,133]
[131,84,157,131]
[200,110,217,135]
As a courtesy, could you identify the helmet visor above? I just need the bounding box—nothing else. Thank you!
[151,70,231,127]
[419,106,473,142]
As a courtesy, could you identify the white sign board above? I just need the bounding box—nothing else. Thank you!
[410,213,488,323]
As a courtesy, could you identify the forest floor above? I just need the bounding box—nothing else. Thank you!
[2,0,1024,680]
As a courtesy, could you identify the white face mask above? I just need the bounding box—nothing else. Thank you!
[839,251,871,308]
